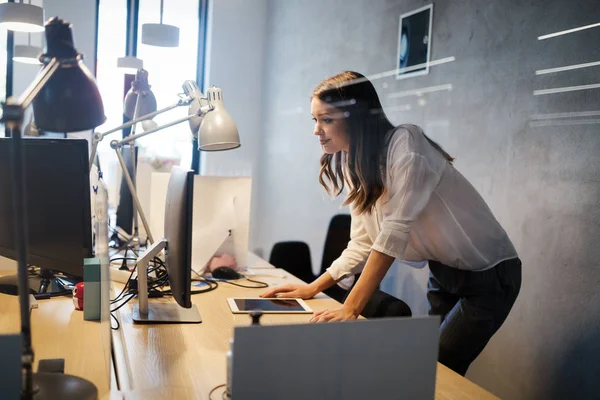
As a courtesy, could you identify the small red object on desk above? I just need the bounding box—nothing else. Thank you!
[73,282,85,310]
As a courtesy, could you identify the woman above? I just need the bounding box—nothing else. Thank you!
[261,71,521,376]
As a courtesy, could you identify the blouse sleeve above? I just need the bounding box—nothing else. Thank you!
[326,202,372,281]
[371,132,443,260]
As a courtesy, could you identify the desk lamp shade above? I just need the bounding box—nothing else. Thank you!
[32,17,106,132]
[124,69,157,119]
[0,2,44,32]
[197,86,240,151]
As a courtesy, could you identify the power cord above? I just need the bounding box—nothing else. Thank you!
[25,268,79,300]
[110,312,120,330]
[109,253,140,330]
[208,384,228,400]
[204,276,269,289]
[108,254,221,329]
[159,276,220,296]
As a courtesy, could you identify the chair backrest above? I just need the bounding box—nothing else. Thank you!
[319,214,351,275]
[360,289,413,318]
[268,241,315,283]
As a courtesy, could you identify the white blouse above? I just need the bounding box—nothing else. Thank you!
[327,124,518,282]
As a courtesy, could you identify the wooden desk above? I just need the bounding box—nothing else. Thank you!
[112,256,498,399]
[0,292,112,399]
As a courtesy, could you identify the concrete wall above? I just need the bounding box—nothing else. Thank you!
[255,0,600,398]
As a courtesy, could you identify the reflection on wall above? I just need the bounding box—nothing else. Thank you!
[255,0,600,399]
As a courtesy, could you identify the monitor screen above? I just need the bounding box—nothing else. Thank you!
[0,138,92,277]
[164,166,194,309]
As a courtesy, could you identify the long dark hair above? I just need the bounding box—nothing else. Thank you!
[313,71,453,215]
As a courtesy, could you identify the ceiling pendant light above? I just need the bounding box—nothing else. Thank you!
[14,21,42,64]
[14,43,42,64]
[141,0,179,47]
[0,0,44,32]
[117,55,143,74]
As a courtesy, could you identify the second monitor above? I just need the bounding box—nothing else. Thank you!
[132,166,201,323]
[0,138,92,296]
[149,173,252,274]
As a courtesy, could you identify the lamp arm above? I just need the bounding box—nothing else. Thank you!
[106,104,211,244]
[18,58,61,109]
[89,97,192,168]
[89,135,101,170]
[110,109,208,149]
[2,58,61,129]
[114,149,155,244]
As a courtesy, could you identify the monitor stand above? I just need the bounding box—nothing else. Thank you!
[131,303,202,323]
[0,269,76,299]
[131,239,202,324]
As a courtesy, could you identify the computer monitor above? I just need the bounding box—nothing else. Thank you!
[131,166,201,323]
[164,166,194,308]
[148,173,252,274]
[0,138,92,296]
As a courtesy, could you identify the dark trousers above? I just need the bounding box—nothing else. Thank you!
[427,258,522,376]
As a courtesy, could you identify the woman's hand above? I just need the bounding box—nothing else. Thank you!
[309,306,359,323]
[259,283,317,299]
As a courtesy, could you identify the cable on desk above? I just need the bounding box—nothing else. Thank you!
[110,263,137,304]
[157,276,220,296]
[111,293,136,312]
[204,276,269,289]
[32,290,72,300]
[190,277,219,294]
[108,253,169,328]
[208,384,227,400]
[109,293,135,331]
[109,256,137,266]
[110,312,120,330]
[109,253,141,330]
[108,250,224,328]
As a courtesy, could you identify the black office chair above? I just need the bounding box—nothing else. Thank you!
[365,290,412,318]
[319,214,411,318]
[269,214,412,318]
[319,214,352,276]
[343,279,412,318]
[317,214,352,302]
[268,241,315,284]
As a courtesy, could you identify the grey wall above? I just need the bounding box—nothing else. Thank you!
[255,0,600,398]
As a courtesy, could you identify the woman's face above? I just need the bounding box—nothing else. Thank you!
[311,97,349,154]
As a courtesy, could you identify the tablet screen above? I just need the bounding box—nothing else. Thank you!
[233,298,306,312]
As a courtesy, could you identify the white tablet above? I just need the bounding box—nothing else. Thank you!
[227,298,313,314]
